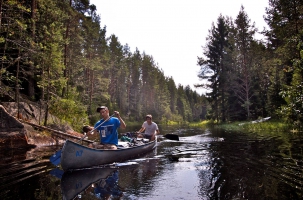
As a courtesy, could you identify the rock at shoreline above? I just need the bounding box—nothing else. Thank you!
[0,105,31,149]
[1,103,85,148]
[0,104,60,148]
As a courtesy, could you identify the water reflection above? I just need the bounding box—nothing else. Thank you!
[50,157,161,200]
[0,146,61,199]
[0,127,302,199]
[56,167,121,200]
[204,129,303,199]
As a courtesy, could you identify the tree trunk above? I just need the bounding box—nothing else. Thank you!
[27,0,37,100]
[16,49,20,119]
[44,66,50,126]
[62,0,72,98]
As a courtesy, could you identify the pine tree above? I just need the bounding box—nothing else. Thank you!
[231,6,257,120]
[197,15,230,122]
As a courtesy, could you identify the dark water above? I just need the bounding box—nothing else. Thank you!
[0,126,302,200]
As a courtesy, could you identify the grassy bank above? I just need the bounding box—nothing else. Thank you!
[189,119,297,133]
[124,121,142,126]
[127,118,299,134]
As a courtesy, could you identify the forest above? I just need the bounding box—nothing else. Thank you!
[0,0,302,131]
[198,0,303,129]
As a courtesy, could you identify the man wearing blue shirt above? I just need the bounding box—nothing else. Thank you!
[87,106,126,149]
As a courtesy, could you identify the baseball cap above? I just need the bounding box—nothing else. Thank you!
[96,106,108,112]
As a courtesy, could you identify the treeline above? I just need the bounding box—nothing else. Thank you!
[1,0,302,130]
[198,0,303,128]
[0,0,207,129]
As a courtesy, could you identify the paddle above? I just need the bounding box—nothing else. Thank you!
[49,113,116,166]
[85,113,116,136]
[163,133,179,141]
[50,149,62,166]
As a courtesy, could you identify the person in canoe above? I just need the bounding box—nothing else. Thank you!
[84,106,126,150]
[136,114,159,141]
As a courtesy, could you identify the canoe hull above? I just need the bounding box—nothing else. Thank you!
[61,139,156,171]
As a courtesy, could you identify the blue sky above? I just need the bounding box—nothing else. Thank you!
[90,0,269,94]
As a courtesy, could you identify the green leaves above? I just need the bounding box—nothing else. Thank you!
[0,0,207,128]
[49,98,89,130]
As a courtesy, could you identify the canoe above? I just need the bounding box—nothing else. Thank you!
[61,138,156,171]
[61,167,118,200]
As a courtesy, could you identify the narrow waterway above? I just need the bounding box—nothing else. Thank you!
[0,126,302,199]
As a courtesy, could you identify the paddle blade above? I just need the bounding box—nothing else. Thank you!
[164,134,179,141]
[50,149,61,166]
[49,168,64,179]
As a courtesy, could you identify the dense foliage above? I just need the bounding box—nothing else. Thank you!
[0,0,207,127]
[197,1,303,129]
[1,0,302,130]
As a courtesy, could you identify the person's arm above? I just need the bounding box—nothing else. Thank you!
[155,123,160,134]
[137,127,145,133]
[114,111,126,129]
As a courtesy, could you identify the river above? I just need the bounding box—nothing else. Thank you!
[0,126,302,199]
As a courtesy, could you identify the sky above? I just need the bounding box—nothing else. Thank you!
[90,0,269,95]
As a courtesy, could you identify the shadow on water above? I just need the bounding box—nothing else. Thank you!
[0,126,302,199]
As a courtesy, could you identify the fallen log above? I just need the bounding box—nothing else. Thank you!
[20,120,94,144]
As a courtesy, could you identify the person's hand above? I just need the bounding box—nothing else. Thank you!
[83,125,94,134]
[88,126,94,134]
[114,111,120,117]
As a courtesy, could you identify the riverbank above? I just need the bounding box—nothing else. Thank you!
[0,103,85,148]
[188,119,299,134]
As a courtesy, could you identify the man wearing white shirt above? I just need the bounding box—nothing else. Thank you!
[137,114,159,141]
